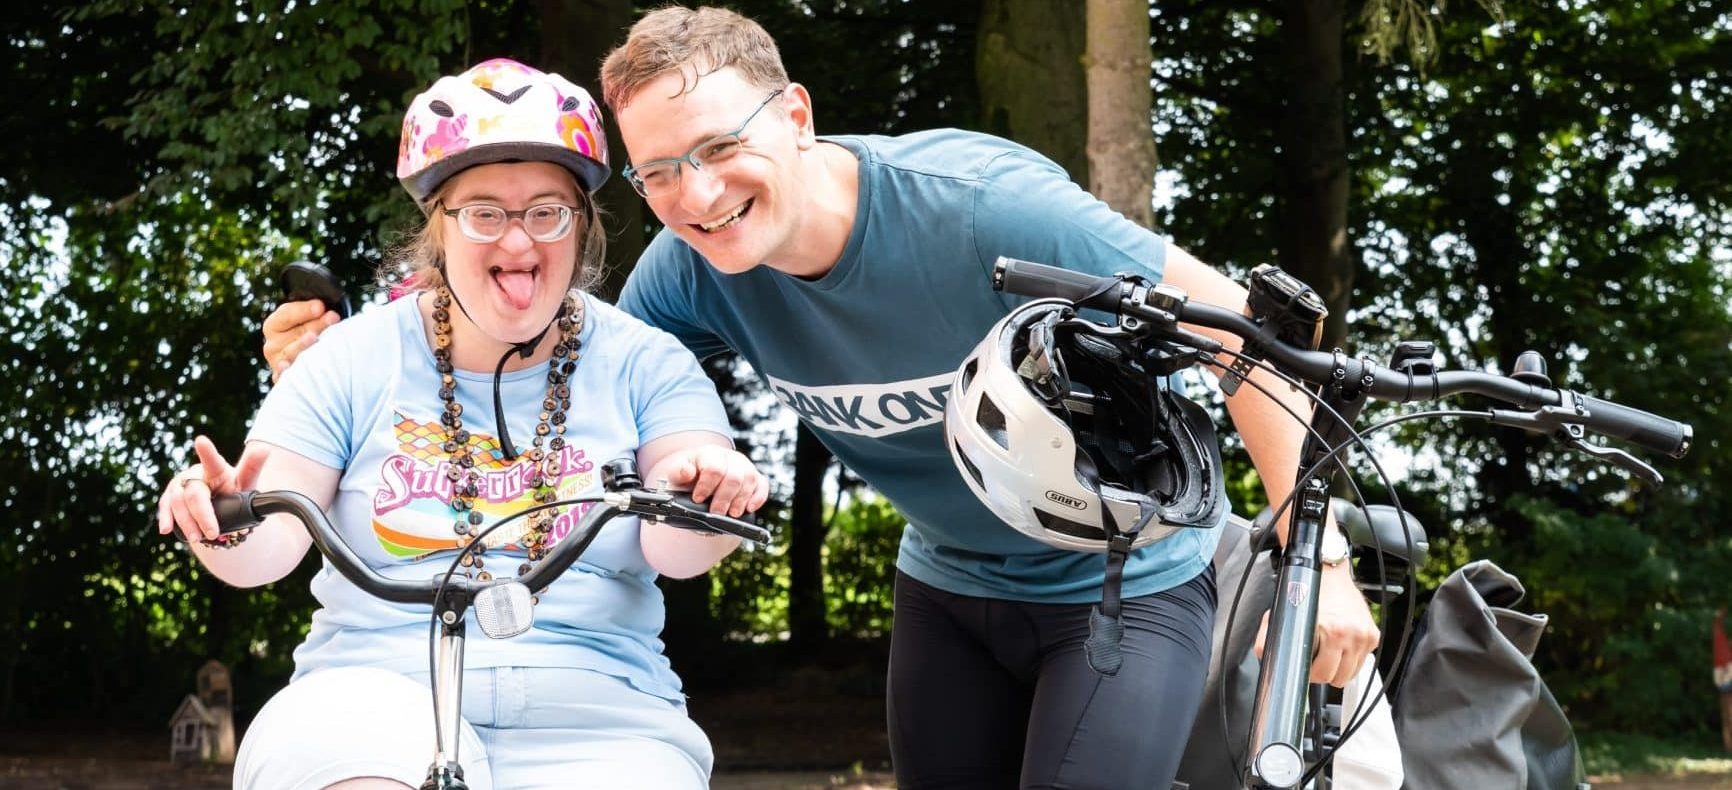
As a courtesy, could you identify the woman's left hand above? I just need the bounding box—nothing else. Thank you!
[653,443,769,518]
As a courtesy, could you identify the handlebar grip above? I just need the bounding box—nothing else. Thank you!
[993,257,1126,312]
[1578,395,1693,459]
[172,492,261,543]
[213,492,262,531]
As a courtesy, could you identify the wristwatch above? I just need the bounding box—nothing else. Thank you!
[1320,528,1352,568]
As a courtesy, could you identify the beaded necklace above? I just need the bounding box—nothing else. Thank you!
[430,285,581,575]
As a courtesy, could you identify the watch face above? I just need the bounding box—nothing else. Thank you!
[1322,529,1351,564]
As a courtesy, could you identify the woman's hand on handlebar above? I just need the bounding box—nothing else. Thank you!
[649,441,770,518]
[264,299,340,383]
[157,436,270,543]
[638,434,769,579]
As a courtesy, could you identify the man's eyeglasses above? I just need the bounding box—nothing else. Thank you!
[623,89,786,198]
[440,203,579,244]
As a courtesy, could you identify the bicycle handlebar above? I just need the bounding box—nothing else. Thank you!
[178,486,770,604]
[994,257,1693,459]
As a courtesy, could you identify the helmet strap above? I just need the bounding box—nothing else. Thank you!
[1084,507,1140,677]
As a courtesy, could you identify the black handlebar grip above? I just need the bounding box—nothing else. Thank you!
[993,257,1126,312]
[171,491,260,543]
[212,492,263,532]
[1578,395,1693,458]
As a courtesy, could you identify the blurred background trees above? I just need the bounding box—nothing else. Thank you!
[2,0,1726,745]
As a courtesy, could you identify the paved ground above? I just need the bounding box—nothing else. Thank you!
[3,757,1726,789]
[1593,776,1732,789]
[0,758,893,789]
[713,770,895,789]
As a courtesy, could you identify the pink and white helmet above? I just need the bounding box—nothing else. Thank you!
[397,58,609,203]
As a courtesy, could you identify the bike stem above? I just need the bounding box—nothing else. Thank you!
[422,593,471,790]
[1246,362,1370,789]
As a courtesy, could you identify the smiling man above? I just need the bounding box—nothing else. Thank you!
[600,7,1377,790]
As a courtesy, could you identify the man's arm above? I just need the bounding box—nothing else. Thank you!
[1160,241,1379,688]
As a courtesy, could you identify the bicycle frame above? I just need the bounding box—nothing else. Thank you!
[988,254,1690,790]
[1245,376,1370,788]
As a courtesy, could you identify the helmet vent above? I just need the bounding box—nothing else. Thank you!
[953,440,985,488]
[976,394,1009,450]
[960,358,979,393]
[1035,509,1106,540]
[482,85,533,104]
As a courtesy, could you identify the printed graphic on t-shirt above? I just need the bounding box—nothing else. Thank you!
[763,372,953,438]
[369,411,599,561]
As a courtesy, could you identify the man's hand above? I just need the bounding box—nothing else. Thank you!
[1254,563,1381,688]
[263,299,341,383]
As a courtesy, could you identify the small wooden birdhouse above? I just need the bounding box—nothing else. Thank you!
[169,694,217,765]
[170,660,237,764]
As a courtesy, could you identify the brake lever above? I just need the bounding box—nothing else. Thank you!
[1489,404,1665,486]
[607,489,773,547]
[1561,435,1664,487]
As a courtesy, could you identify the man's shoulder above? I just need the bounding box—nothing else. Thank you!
[830,129,1058,184]
[619,232,703,314]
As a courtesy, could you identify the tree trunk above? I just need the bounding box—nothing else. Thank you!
[1277,0,1354,349]
[788,424,833,656]
[1085,0,1157,229]
[977,0,1088,186]
[537,0,643,300]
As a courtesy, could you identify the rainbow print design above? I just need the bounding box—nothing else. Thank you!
[370,411,598,562]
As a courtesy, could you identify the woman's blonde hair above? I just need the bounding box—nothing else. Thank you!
[600,5,790,112]
[385,178,608,296]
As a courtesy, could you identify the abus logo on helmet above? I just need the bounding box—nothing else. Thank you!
[1045,491,1086,510]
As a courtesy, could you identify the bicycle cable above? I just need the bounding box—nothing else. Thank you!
[1177,348,1424,786]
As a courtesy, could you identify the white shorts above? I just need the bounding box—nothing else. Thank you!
[234,665,712,789]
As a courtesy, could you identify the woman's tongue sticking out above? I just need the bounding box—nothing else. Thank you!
[493,266,539,311]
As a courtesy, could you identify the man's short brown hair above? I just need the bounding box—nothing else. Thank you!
[600,5,790,112]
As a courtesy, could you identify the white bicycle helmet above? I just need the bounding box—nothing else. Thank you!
[946,299,1225,553]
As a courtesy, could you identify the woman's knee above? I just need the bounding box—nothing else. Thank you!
[235,667,489,790]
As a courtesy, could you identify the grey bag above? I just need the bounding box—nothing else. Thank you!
[1391,560,1589,790]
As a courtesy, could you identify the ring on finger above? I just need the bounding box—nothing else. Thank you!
[180,476,202,490]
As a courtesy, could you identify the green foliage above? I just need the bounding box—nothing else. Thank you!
[822,496,902,638]
[1579,730,1732,778]
[1357,0,1504,71]
[0,0,465,723]
[1156,0,1732,738]
[707,492,905,641]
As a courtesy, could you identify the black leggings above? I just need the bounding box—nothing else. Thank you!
[887,566,1216,790]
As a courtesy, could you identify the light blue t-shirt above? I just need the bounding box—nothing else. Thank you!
[619,129,1225,604]
[250,292,729,702]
